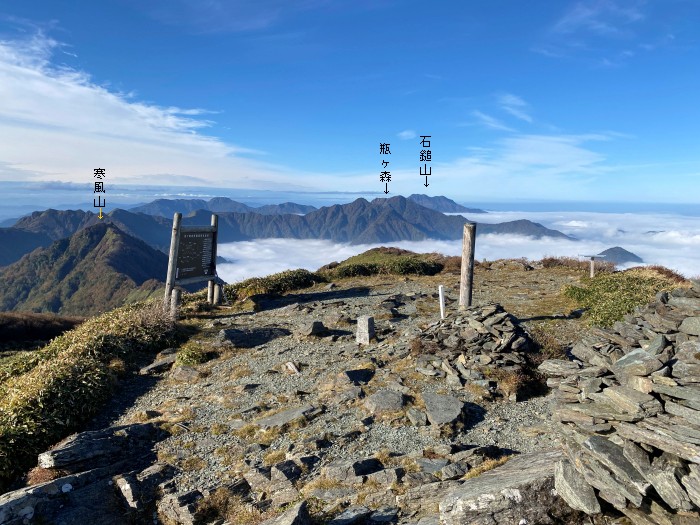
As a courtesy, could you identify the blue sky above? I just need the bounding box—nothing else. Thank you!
[1,0,699,205]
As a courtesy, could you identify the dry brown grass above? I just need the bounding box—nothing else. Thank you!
[461,455,512,480]
[529,322,568,360]
[539,256,615,273]
[25,466,70,486]
[181,456,207,471]
[210,423,229,435]
[356,478,383,504]
[232,423,258,440]
[230,363,253,380]
[439,256,463,274]
[263,449,286,466]
[626,265,689,284]
[463,382,491,401]
[301,475,344,493]
[188,489,279,525]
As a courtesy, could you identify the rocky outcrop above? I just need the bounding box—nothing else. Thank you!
[0,423,173,525]
[439,450,586,525]
[539,280,700,524]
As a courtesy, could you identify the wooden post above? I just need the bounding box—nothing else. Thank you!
[459,222,476,309]
[164,212,182,311]
[438,285,446,320]
[581,254,605,278]
[207,214,218,305]
[170,288,181,321]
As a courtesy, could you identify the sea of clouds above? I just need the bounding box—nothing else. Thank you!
[216,210,700,283]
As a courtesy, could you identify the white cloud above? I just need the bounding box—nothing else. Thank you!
[497,93,532,123]
[398,129,417,140]
[471,110,515,132]
[216,209,700,284]
[0,31,323,191]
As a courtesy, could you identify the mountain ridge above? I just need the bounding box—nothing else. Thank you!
[130,197,317,217]
[0,223,166,314]
[407,194,487,213]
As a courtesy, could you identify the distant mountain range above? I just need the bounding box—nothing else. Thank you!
[1,196,570,260]
[130,197,317,217]
[407,194,486,214]
[0,223,165,315]
[128,194,484,218]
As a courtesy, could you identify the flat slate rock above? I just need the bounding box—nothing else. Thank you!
[421,392,464,427]
[255,405,316,430]
[439,450,585,525]
[139,354,177,375]
[364,389,404,414]
[679,317,700,336]
[554,459,601,514]
[260,501,311,525]
[328,505,372,525]
[538,359,582,377]
[612,348,663,377]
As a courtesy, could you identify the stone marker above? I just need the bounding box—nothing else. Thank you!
[356,315,375,345]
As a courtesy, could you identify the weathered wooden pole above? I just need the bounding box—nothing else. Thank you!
[170,289,181,321]
[164,212,182,311]
[459,222,477,309]
[438,285,446,320]
[207,214,219,305]
[581,254,605,278]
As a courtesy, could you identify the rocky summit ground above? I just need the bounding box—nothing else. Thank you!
[4,261,608,525]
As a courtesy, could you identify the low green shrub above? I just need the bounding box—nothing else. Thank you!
[563,267,686,327]
[176,341,207,365]
[328,263,380,278]
[320,248,444,279]
[223,269,325,303]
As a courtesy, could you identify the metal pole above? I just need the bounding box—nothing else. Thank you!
[459,222,477,309]
[208,214,218,305]
[164,212,182,311]
[438,285,445,320]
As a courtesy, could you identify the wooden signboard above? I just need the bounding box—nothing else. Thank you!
[176,228,215,281]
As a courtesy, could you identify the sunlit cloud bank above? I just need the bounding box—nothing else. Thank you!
[216,210,700,283]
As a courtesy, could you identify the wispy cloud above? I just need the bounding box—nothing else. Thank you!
[497,93,532,123]
[553,0,644,37]
[535,0,661,64]
[0,30,326,191]
[471,110,515,132]
[138,0,381,35]
[398,129,417,140]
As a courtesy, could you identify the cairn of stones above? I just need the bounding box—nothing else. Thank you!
[539,280,700,525]
[415,303,531,399]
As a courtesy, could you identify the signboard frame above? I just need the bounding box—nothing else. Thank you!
[164,213,219,309]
